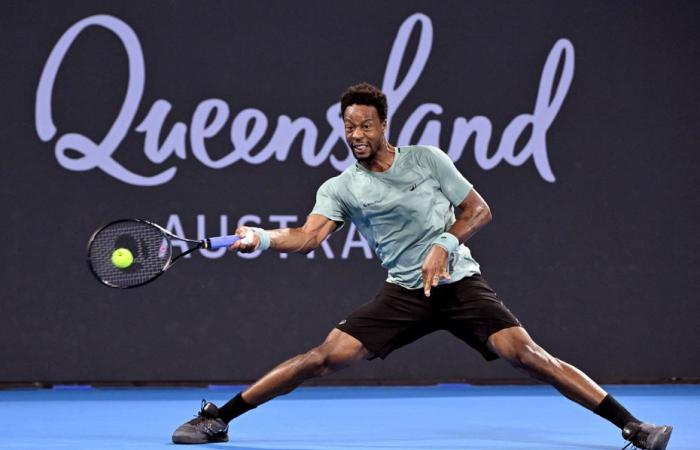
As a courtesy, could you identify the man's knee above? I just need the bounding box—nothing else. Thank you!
[511,342,554,371]
[303,330,369,377]
[489,327,557,371]
[301,347,332,377]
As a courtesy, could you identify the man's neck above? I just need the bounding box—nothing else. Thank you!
[360,143,395,173]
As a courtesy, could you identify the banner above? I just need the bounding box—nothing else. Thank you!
[1,1,698,383]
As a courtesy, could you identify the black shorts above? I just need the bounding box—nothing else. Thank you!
[336,274,521,361]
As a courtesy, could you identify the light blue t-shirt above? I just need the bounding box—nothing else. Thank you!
[311,145,481,289]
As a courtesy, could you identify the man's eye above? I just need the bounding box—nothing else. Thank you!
[362,124,371,130]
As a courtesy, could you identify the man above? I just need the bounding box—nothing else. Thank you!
[172,83,672,449]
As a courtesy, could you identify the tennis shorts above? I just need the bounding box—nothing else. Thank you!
[336,274,521,361]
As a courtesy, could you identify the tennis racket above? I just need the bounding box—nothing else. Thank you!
[87,219,241,289]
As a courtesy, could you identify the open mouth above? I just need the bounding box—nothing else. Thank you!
[352,143,369,152]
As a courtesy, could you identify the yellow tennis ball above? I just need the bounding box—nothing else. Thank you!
[111,248,134,269]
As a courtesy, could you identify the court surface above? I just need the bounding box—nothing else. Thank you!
[1,384,697,449]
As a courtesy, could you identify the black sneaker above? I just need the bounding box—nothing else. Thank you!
[622,422,673,450]
[172,400,229,444]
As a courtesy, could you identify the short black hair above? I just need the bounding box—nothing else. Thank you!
[340,83,388,122]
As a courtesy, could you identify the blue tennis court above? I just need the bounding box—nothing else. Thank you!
[1,384,696,449]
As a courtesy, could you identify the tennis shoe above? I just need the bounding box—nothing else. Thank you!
[621,422,672,450]
[172,399,228,444]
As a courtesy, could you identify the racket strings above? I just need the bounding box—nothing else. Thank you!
[88,220,171,288]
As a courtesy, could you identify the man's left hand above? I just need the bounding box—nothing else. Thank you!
[421,245,451,298]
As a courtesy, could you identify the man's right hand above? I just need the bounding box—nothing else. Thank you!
[421,245,451,298]
[229,226,260,253]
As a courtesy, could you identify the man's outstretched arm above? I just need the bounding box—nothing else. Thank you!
[229,213,338,254]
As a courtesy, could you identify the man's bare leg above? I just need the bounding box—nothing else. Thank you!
[241,328,370,405]
[487,326,673,449]
[487,326,605,409]
[172,329,369,444]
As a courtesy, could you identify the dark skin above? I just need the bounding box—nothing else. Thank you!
[228,103,606,412]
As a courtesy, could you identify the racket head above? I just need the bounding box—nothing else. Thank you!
[87,219,173,289]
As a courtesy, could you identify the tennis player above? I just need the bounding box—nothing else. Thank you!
[172,83,672,450]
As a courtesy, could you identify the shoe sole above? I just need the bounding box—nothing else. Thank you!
[172,433,229,444]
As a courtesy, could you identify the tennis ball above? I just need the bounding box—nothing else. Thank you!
[111,248,134,269]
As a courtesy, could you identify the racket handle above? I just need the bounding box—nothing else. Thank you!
[207,235,241,249]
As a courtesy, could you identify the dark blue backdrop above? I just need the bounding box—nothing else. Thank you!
[1,0,698,384]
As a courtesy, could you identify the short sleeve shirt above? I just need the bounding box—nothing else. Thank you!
[311,145,481,289]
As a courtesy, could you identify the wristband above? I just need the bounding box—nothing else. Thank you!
[433,232,459,254]
[250,227,271,251]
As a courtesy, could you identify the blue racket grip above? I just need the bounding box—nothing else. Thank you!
[208,235,241,249]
